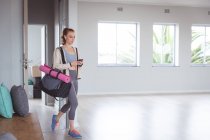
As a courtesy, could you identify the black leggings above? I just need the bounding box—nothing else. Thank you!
[60,80,78,120]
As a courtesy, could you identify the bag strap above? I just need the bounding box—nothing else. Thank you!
[57,47,68,101]
[59,47,66,74]
[75,48,79,79]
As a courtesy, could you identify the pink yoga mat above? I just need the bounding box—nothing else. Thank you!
[39,64,71,83]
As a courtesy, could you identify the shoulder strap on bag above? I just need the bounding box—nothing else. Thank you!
[75,48,79,79]
[59,47,66,74]
[52,47,67,101]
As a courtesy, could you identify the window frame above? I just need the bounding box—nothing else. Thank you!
[97,21,140,67]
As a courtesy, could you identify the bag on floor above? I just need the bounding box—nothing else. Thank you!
[40,47,71,99]
[0,83,14,118]
[10,85,29,117]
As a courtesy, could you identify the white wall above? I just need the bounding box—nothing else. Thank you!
[0,0,23,88]
[78,2,210,95]
[68,0,78,47]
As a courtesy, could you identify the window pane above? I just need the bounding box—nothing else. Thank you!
[98,23,116,64]
[162,25,174,64]
[153,24,175,65]
[117,24,136,64]
[191,26,205,64]
[98,22,138,66]
[205,27,210,64]
[153,25,162,64]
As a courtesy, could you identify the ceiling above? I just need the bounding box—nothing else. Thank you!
[78,0,210,8]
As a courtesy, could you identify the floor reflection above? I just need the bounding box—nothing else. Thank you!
[78,94,210,140]
[30,94,210,140]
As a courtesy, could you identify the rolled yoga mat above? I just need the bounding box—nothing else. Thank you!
[39,64,71,83]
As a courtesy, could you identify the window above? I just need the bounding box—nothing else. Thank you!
[98,22,139,66]
[191,25,210,65]
[153,24,178,66]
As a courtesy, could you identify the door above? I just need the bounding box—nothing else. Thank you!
[28,25,46,99]
[23,0,29,95]
[23,0,46,99]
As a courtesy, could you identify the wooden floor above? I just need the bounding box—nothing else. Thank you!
[0,113,43,140]
[25,93,210,140]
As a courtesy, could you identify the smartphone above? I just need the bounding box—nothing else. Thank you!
[78,59,83,67]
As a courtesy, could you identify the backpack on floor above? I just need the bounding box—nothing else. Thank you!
[0,83,14,118]
[10,85,29,117]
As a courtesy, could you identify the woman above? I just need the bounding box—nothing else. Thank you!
[52,28,83,139]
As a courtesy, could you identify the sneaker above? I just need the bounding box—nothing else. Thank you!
[68,129,82,139]
[51,115,58,131]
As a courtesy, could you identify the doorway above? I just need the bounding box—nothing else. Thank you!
[27,25,46,102]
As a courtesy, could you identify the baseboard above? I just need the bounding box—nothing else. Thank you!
[78,90,210,96]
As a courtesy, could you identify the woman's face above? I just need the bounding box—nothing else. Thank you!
[65,31,75,45]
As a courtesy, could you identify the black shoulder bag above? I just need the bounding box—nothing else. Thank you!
[40,47,71,99]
